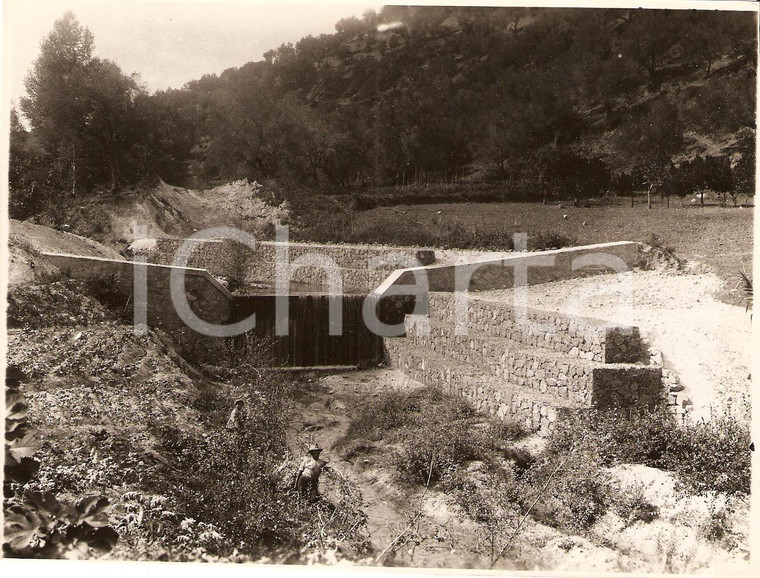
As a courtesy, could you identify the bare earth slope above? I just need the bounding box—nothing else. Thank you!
[8,219,124,286]
[35,180,289,250]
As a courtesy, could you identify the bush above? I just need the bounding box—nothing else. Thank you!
[664,412,751,495]
[82,273,132,322]
[153,425,293,555]
[394,418,481,485]
[341,387,530,486]
[614,481,660,526]
[546,406,751,495]
[527,452,614,532]
[547,407,678,467]
[342,389,420,442]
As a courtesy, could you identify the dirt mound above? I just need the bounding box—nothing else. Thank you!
[8,219,122,286]
[32,180,289,250]
[7,279,115,329]
[7,325,190,388]
[10,219,123,258]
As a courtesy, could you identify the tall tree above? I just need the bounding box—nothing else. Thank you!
[616,97,684,206]
[21,12,144,193]
[21,12,94,193]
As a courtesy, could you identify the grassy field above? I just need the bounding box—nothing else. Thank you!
[350,201,753,288]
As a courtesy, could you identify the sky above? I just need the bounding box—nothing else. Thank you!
[2,0,381,105]
[2,0,756,108]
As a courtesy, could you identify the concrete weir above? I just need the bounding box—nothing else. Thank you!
[46,239,667,433]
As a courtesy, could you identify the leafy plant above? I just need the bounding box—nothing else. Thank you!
[614,481,660,526]
[735,268,753,313]
[4,382,119,558]
[4,492,118,559]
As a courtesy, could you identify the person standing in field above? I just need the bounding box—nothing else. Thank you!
[295,444,328,503]
[226,399,246,431]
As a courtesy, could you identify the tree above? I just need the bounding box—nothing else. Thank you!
[21,12,95,193]
[20,12,144,193]
[82,59,144,190]
[733,148,756,203]
[532,148,610,203]
[8,109,52,219]
[619,11,680,85]
[616,98,683,207]
[200,66,290,180]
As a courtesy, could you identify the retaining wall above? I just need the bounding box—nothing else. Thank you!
[404,315,661,410]
[426,292,645,364]
[130,238,436,292]
[384,338,569,434]
[374,241,638,296]
[42,252,232,330]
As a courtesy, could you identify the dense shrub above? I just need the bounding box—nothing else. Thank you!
[441,439,614,537]
[546,406,751,495]
[525,452,614,532]
[663,412,751,495]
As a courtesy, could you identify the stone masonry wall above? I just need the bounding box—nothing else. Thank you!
[131,238,435,293]
[42,252,232,331]
[427,292,645,364]
[404,315,661,410]
[384,338,567,434]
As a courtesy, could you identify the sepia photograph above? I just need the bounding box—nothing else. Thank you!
[1,0,757,575]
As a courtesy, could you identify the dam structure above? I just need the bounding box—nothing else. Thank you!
[45,238,671,433]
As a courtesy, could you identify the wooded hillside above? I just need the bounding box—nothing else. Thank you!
[9,6,757,218]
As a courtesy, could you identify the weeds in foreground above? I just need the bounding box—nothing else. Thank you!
[735,268,753,313]
[342,385,750,566]
[4,382,120,559]
[338,386,528,485]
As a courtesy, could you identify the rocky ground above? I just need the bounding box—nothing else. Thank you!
[287,369,751,572]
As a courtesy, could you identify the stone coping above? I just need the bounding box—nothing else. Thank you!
[373,241,638,297]
[40,251,234,301]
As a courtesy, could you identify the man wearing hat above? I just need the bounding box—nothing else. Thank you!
[295,444,327,502]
